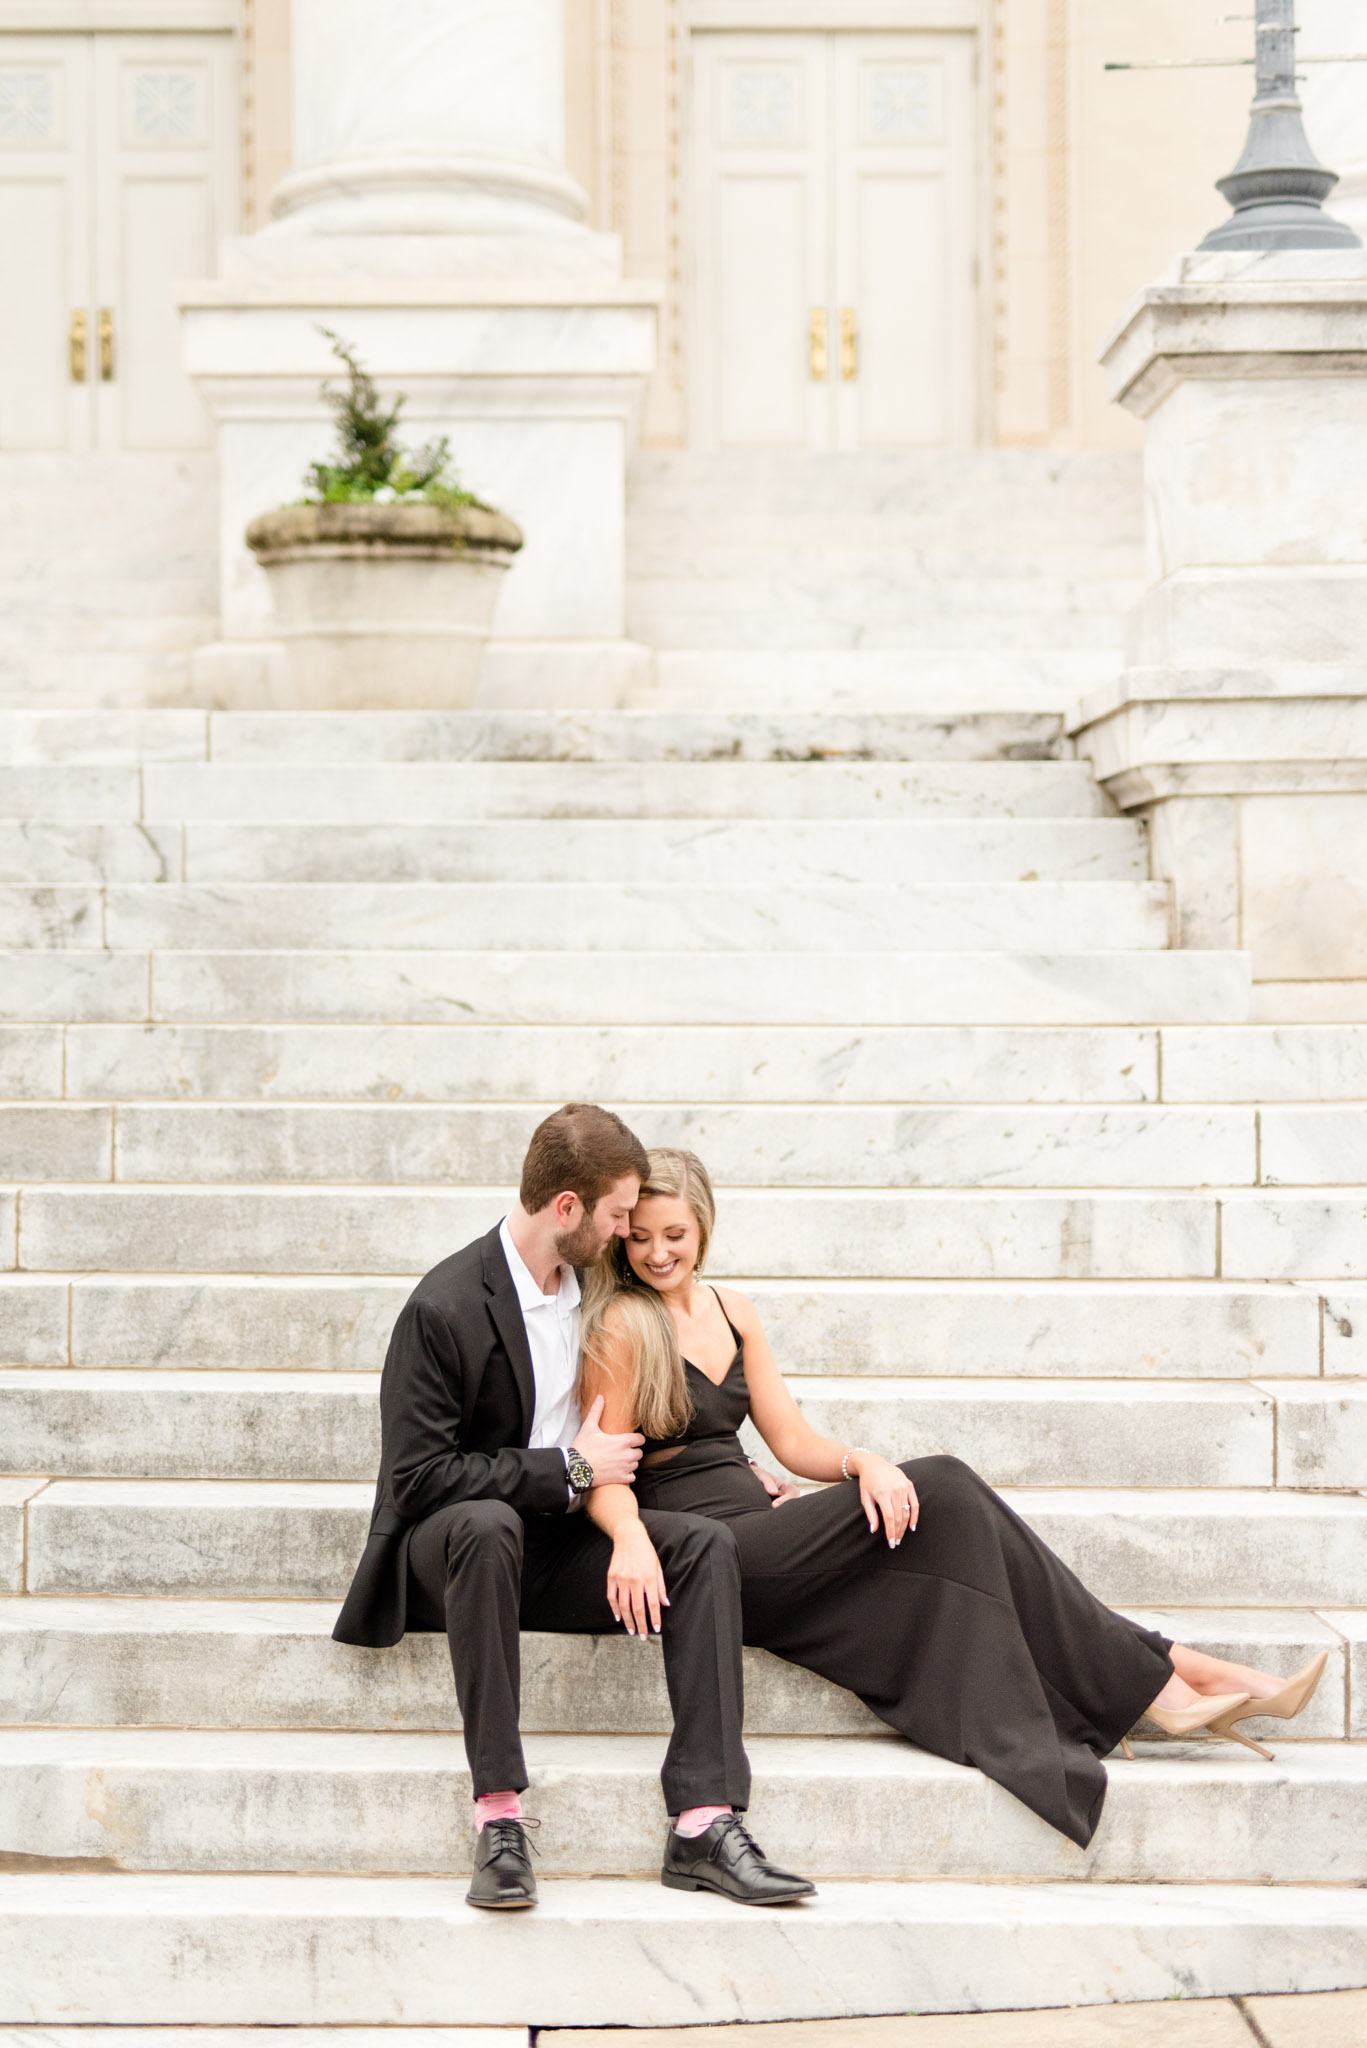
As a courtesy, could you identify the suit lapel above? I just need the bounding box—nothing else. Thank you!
[482,1224,536,1448]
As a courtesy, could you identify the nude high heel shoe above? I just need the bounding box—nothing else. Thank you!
[1118,1692,1252,1760]
[1204,1652,1330,1762]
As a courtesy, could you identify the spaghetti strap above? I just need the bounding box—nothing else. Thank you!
[710,1284,744,1350]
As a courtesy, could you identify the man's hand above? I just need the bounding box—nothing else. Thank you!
[750,1459,801,1507]
[607,1520,669,1636]
[573,1394,644,1487]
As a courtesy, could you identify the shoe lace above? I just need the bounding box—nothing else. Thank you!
[485,1816,541,1858]
[707,1814,764,1865]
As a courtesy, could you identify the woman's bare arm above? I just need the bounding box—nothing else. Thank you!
[718,1287,919,1545]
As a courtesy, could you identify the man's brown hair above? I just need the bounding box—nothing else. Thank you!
[519,1102,650,1215]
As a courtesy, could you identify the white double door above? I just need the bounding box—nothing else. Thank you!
[692,31,977,451]
[0,33,235,454]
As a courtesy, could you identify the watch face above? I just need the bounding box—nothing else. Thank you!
[568,1453,593,1493]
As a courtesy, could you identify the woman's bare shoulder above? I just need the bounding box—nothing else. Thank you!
[712,1283,761,1331]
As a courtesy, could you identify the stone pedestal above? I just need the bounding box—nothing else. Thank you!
[181,0,658,709]
[1073,252,1367,1017]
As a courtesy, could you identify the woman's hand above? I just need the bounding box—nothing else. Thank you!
[852,1453,919,1548]
[606,1520,670,1636]
[749,1459,802,1507]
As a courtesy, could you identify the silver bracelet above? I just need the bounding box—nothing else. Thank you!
[841,1447,868,1482]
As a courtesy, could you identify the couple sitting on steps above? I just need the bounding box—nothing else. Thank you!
[335,1102,1326,1911]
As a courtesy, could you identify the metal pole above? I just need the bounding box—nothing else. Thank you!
[1198,0,1361,249]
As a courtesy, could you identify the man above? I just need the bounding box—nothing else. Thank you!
[335,1102,813,1910]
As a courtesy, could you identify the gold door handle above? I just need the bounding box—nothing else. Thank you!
[69,309,88,383]
[808,307,828,382]
[99,307,114,381]
[840,307,858,381]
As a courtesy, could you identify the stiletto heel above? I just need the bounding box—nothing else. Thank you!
[1205,1651,1330,1763]
[1141,1691,1252,1744]
[1120,1736,1135,1761]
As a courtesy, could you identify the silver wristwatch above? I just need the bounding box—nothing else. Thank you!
[565,1447,594,1495]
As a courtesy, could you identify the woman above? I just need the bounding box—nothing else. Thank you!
[578,1148,1326,1850]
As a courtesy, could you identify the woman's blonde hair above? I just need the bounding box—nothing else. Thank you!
[579,1147,716,1443]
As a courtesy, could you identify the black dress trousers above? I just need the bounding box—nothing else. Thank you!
[404,1497,752,1814]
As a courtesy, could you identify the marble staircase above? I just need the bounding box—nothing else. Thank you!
[2,704,1366,2025]
[625,451,1146,711]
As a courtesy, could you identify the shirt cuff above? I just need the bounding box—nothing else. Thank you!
[561,1445,582,1511]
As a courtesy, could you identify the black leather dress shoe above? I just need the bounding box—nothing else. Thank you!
[466,1817,539,1910]
[661,1815,816,1905]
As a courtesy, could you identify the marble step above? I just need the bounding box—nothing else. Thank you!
[13,1479,1367,1606]
[1,881,1174,954]
[625,444,1141,512]
[0,819,1147,888]
[0,1370,1297,1490]
[0,1101,1265,1189]
[1161,1026,1367,1102]
[0,823,181,884]
[21,1021,1367,1107]
[0,766,143,821]
[6,1184,1230,1278]
[3,1597,1351,1741]
[162,819,1147,888]
[6,1870,1364,2026]
[625,585,1136,655]
[0,706,1071,766]
[2,1274,1334,1379]
[44,1022,1170,1106]
[626,536,1141,584]
[0,948,1244,1027]
[639,650,1117,715]
[4,1729,1367,1885]
[137,760,1112,822]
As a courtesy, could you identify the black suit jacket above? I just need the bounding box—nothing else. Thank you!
[333,1222,571,1647]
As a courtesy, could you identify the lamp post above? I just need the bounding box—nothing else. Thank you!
[1199,0,1361,249]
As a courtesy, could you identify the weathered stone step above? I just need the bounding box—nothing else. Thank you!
[0,882,1173,955]
[4,1274,1333,1379]
[6,1185,1224,1278]
[0,1370,1297,1490]
[151,819,1146,888]
[0,767,143,822]
[11,1022,1367,1106]
[626,585,1134,654]
[4,1730,1366,1885]
[4,1597,1349,1741]
[138,760,1111,822]
[7,1870,1365,2025]
[0,824,181,885]
[12,1185,1349,1281]
[46,1021,1168,1105]
[15,1479,1367,1606]
[642,650,1118,717]
[0,951,156,1024]
[1161,1025,1367,1102]
[0,705,1073,767]
[131,949,1252,1027]
[0,1101,1267,1189]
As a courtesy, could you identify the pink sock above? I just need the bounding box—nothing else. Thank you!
[674,1804,732,1839]
[474,1790,523,1832]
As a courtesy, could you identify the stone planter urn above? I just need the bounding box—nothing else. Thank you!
[244,500,523,709]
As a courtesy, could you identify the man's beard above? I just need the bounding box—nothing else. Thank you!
[555,1214,612,1267]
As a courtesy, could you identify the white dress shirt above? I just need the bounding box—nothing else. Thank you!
[498,1215,583,1456]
